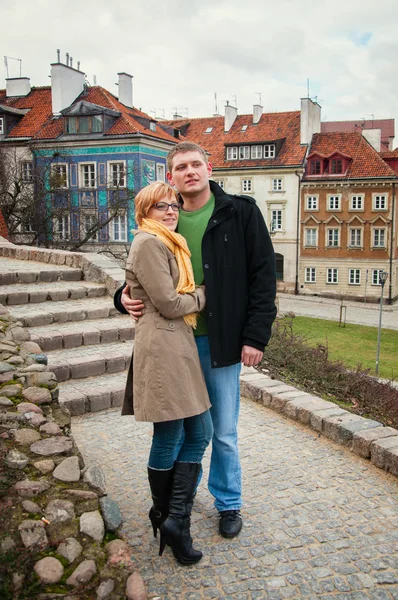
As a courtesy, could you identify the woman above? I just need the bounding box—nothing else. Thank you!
[123,181,213,566]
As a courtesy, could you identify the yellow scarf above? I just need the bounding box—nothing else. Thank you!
[139,218,198,328]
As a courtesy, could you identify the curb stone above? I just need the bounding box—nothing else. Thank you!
[240,370,398,480]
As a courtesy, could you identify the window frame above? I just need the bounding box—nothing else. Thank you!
[83,213,99,242]
[372,227,386,248]
[108,161,126,188]
[226,146,238,160]
[330,158,343,174]
[326,268,338,284]
[348,228,363,248]
[327,195,341,211]
[79,162,96,189]
[111,213,127,242]
[305,267,316,283]
[0,116,4,135]
[349,195,364,211]
[241,178,253,193]
[51,163,69,189]
[251,145,263,159]
[349,269,361,285]
[326,228,340,248]
[214,179,225,190]
[272,178,282,192]
[304,227,318,247]
[53,214,69,241]
[372,269,385,285]
[156,163,166,182]
[305,195,318,211]
[372,194,387,211]
[65,115,104,134]
[21,161,33,183]
[264,144,275,158]
[271,209,283,231]
[239,146,250,159]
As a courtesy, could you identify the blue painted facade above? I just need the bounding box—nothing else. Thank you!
[36,144,168,244]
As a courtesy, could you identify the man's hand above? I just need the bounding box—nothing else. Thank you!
[121,285,145,320]
[241,345,263,367]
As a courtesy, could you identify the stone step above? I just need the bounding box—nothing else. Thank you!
[58,371,129,415]
[0,281,108,306]
[0,257,82,285]
[48,340,134,382]
[29,315,134,352]
[7,297,118,327]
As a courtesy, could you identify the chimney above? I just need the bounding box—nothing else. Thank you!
[362,129,381,152]
[253,104,263,125]
[300,98,321,145]
[224,101,237,132]
[6,77,31,98]
[50,60,85,116]
[118,73,133,108]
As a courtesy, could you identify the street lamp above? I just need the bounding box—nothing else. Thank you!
[375,270,388,376]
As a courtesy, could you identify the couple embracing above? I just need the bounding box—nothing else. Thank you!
[114,142,277,565]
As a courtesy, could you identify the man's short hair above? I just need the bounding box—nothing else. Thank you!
[167,142,208,172]
[134,182,178,226]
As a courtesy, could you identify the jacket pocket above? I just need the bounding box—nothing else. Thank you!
[154,316,184,331]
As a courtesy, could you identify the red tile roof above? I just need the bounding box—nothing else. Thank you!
[165,111,307,168]
[304,132,397,180]
[321,119,394,151]
[380,148,398,158]
[0,85,177,144]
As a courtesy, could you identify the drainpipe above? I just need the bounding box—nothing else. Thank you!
[388,181,395,305]
[294,170,302,295]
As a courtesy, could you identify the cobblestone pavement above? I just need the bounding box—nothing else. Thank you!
[278,295,397,330]
[72,399,398,600]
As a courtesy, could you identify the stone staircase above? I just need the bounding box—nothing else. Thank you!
[0,253,134,416]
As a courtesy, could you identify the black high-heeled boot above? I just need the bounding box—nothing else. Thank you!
[147,466,173,538]
[159,462,202,565]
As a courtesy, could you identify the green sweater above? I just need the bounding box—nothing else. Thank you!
[177,194,215,335]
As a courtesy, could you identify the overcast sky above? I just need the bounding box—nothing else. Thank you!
[2,0,398,141]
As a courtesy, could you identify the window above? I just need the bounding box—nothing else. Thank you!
[264,144,275,158]
[251,145,262,159]
[271,209,282,231]
[272,178,282,191]
[305,267,316,283]
[80,163,96,188]
[109,162,125,187]
[330,158,343,174]
[22,161,33,183]
[373,195,387,210]
[310,160,321,175]
[54,215,69,240]
[204,127,213,134]
[24,219,35,233]
[214,179,225,190]
[327,268,338,284]
[111,214,127,242]
[66,115,103,134]
[241,125,248,131]
[304,228,317,247]
[306,196,318,210]
[226,147,238,160]
[328,195,340,210]
[0,117,4,134]
[83,214,98,241]
[349,269,361,285]
[373,228,386,248]
[149,122,156,132]
[242,179,252,193]
[156,163,165,182]
[349,228,362,247]
[350,195,363,210]
[239,146,250,159]
[372,269,385,285]
[51,164,68,188]
[327,228,339,247]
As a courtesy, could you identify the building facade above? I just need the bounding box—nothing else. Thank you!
[300,132,397,303]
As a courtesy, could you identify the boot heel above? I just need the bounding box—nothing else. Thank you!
[151,521,157,538]
[159,532,167,556]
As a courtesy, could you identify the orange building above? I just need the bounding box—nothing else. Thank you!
[300,132,397,303]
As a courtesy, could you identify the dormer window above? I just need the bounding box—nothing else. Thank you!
[149,121,157,132]
[310,160,321,175]
[205,127,213,133]
[241,125,248,131]
[331,158,343,174]
[65,115,103,134]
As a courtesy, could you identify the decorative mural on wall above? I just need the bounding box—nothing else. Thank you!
[142,160,156,187]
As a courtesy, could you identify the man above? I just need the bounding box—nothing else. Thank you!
[114,142,277,538]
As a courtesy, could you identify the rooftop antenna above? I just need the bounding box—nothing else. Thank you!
[57,49,60,63]
[4,56,22,78]
[214,92,218,115]
[307,78,310,98]
[255,92,262,104]
[232,95,237,107]
[93,75,97,85]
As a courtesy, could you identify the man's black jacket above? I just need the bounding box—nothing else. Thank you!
[114,180,277,368]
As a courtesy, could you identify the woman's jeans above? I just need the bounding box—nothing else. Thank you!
[148,409,213,470]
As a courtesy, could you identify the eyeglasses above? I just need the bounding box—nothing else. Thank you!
[151,202,181,212]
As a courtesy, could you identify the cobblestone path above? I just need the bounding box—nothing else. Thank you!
[72,399,398,600]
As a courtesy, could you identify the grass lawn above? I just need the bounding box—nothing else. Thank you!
[290,316,398,381]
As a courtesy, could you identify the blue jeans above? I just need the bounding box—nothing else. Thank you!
[195,335,242,512]
[148,410,213,470]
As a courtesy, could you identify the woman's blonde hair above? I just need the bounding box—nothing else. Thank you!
[134,182,179,226]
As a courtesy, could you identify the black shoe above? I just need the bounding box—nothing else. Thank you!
[219,510,242,538]
[148,467,173,538]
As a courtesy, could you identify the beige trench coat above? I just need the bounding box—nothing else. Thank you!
[121,231,211,422]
